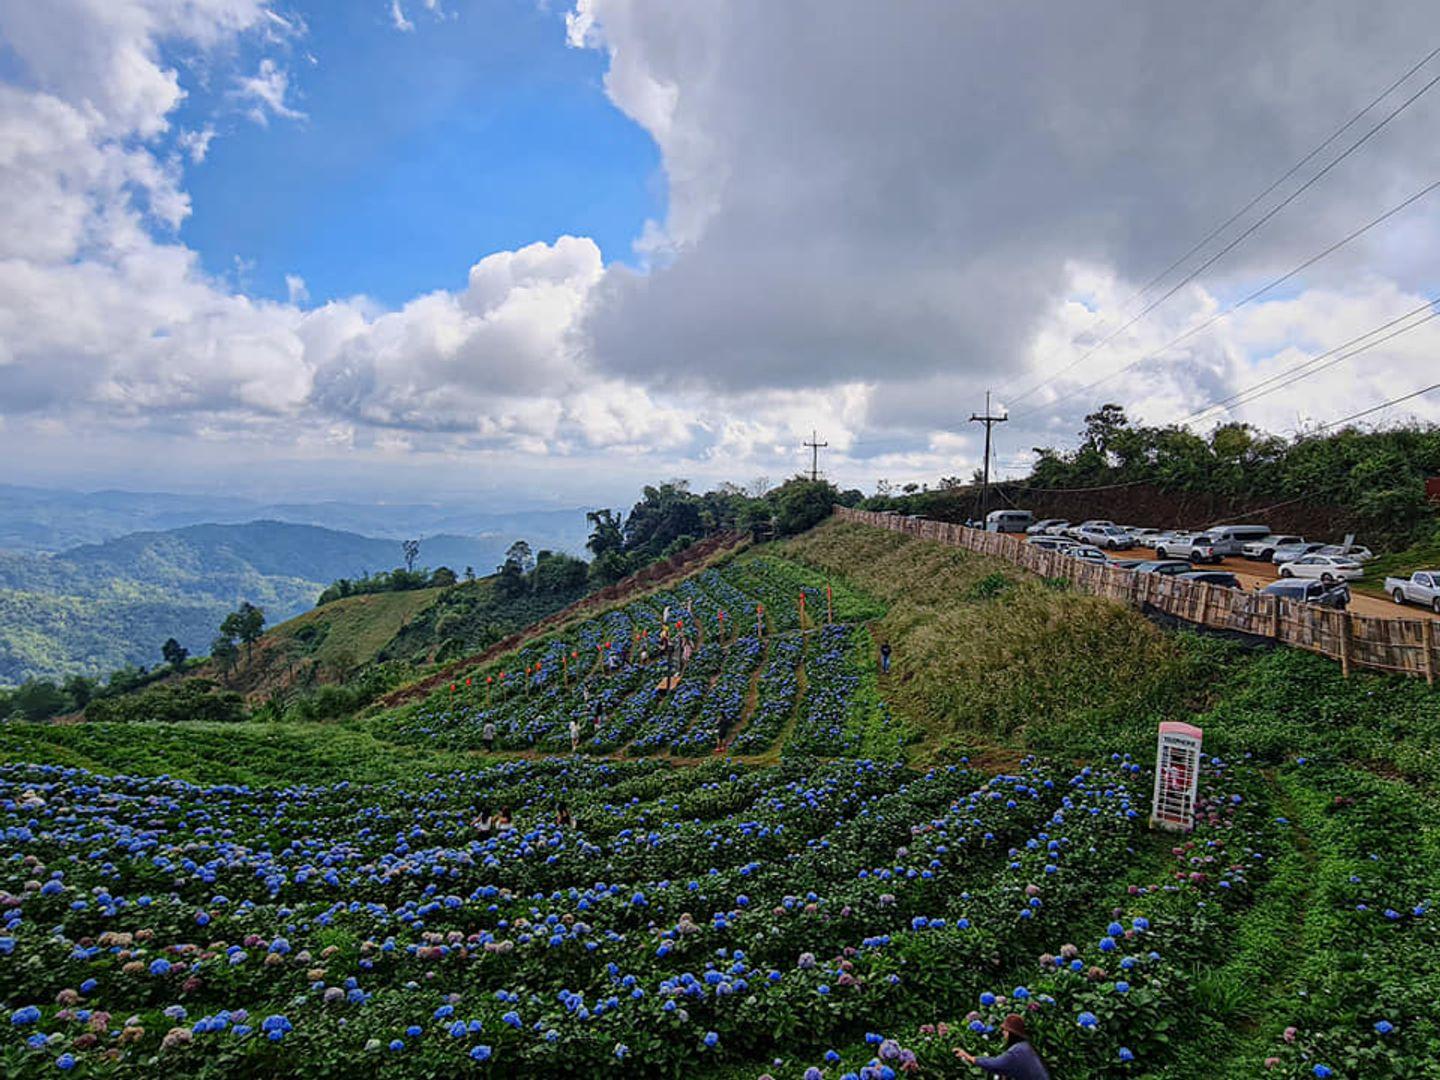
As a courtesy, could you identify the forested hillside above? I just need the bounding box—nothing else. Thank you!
[0,522,507,685]
[870,409,1440,548]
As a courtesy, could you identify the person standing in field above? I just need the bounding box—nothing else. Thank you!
[569,716,581,752]
[472,805,493,839]
[482,720,496,753]
[879,641,892,675]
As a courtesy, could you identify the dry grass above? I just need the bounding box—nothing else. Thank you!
[784,520,1208,752]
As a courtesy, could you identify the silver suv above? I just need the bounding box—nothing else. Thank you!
[1153,533,1222,564]
[1241,534,1304,561]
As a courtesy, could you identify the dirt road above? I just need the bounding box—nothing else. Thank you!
[1106,545,1440,623]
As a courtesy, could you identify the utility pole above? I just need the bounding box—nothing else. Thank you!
[969,391,1007,522]
[803,428,829,482]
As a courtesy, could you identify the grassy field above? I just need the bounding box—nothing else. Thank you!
[782,520,1222,758]
[0,716,479,786]
[224,586,444,694]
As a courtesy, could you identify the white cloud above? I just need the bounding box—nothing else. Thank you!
[389,0,413,32]
[2,0,1440,504]
[233,57,305,125]
[176,125,217,163]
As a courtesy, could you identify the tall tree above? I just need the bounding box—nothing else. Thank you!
[585,509,625,557]
[210,635,240,679]
[401,538,421,573]
[161,638,189,668]
[220,602,266,661]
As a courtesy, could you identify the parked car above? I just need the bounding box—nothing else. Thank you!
[1241,534,1305,561]
[1026,535,1079,552]
[1318,544,1374,562]
[1073,524,1134,550]
[985,509,1034,533]
[1205,524,1274,556]
[1384,570,1440,613]
[1262,578,1350,610]
[1127,528,1164,547]
[1148,529,1192,549]
[1270,541,1326,565]
[1043,521,1073,536]
[1277,554,1365,583]
[1065,544,1110,565]
[1065,518,1118,539]
[1153,534,1222,563]
[1133,560,1195,576]
[1108,558,1148,570]
[1176,571,1243,589]
[1026,518,1069,535]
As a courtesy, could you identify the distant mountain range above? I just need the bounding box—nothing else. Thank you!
[0,484,592,554]
[0,514,592,686]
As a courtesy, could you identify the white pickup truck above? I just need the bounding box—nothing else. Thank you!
[1384,571,1440,613]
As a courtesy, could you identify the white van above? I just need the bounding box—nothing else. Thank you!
[1205,524,1272,556]
[985,509,1034,533]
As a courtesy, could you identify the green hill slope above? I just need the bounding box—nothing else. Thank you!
[0,521,510,685]
[4,516,1438,1077]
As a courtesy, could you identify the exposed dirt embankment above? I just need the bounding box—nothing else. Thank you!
[376,532,748,709]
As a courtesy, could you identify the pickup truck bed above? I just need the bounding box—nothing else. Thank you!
[1384,572,1440,613]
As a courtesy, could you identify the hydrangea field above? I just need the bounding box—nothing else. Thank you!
[1,546,1436,1077]
[384,557,900,761]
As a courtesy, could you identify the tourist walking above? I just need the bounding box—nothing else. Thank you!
[482,720,496,753]
[879,641,892,675]
[569,716,581,752]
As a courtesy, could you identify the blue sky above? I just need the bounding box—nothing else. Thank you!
[170,1,661,307]
[1,2,1438,508]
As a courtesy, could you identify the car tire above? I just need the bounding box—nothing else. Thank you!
[1279,568,1292,578]
[1433,597,1440,615]
[1155,548,1167,559]
[1262,549,1274,561]
[1392,589,1405,605]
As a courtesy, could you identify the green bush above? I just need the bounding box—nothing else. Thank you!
[84,678,245,724]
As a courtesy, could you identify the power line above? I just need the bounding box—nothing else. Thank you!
[1003,49,1440,407]
[1014,174,1440,421]
[1180,301,1440,425]
[1312,382,1440,432]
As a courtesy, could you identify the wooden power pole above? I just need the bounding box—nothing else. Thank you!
[803,429,829,482]
[969,392,1007,521]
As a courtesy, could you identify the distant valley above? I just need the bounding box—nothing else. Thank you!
[0,516,588,685]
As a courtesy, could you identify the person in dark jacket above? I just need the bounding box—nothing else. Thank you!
[879,641,892,675]
[954,1014,1049,1079]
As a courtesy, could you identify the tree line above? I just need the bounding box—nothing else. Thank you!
[864,408,1440,544]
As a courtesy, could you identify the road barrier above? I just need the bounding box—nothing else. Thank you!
[835,507,1438,684]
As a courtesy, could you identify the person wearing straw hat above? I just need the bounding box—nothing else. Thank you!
[954,1014,1049,1078]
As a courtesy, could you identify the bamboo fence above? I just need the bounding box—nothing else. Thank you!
[834,507,1438,683]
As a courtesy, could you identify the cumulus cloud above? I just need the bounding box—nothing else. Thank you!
[570,0,1440,465]
[1,0,1439,503]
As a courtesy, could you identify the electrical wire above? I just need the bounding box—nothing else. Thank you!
[1312,382,1440,431]
[1002,48,1440,407]
[1012,175,1440,421]
[1180,301,1440,425]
